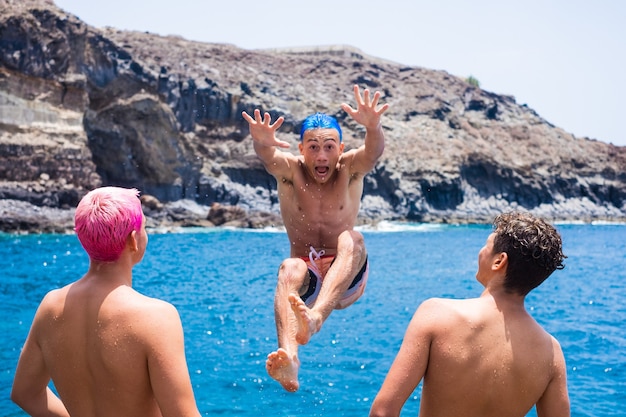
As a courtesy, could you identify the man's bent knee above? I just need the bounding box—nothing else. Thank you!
[337,230,366,260]
[277,258,308,289]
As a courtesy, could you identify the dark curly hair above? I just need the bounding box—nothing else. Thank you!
[492,212,566,295]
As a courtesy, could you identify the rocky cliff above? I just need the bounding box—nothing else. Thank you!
[1,0,625,233]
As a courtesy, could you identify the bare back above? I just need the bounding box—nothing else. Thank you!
[29,276,193,417]
[419,296,565,417]
[279,151,364,257]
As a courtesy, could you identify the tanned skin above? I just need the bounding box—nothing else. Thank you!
[12,210,201,417]
[242,85,389,391]
[370,215,570,417]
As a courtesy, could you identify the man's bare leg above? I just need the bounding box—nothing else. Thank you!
[290,230,367,345]
[267,258,308,391]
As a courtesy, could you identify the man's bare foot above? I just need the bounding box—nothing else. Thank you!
[289,293,321,345]
[266,348,300,392]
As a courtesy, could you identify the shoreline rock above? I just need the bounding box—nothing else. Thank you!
[1,198,623,236]
[1,0,625,234]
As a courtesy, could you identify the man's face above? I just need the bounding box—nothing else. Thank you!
[298,128,344,184]
[476,232,496,285]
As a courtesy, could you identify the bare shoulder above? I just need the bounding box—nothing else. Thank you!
[104,287,182,336]
[39,286,66,305]
[275,155,305,184]
[124,289,179,319]
[35,285,71,317]
[418,297,470,317]
[548,333,566,364]
[336,148,366,179]
[342,145,381,175]
[139,296,181,334]
[265,148,302,180]
[340,148,359,161]
[339,147,359,166]
[410,297,469,332]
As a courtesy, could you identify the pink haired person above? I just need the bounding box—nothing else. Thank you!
[12,187,201,417]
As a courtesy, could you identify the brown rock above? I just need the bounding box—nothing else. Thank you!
[0,0,624,234]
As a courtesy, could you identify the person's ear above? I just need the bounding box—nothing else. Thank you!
[298,142,304,154]
[492,252,508,271]
[127,230,138,252]
[339,142,345,152]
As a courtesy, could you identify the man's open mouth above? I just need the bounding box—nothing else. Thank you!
[316,166,329,176]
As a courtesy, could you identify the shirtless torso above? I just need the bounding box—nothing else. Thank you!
[370,291,569,417]
[31,276,194,417]
[12,203,201,417]
[416,295,567,417]
[277,151,363,258]
[370,223,570,417]
[242,85,390,392]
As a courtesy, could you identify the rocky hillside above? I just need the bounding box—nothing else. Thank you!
[1,0,625,233]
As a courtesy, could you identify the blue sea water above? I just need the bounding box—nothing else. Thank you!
[1,223,625,416]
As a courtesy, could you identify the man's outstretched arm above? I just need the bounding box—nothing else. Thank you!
[341,85,389,172]
[242,109,296,178]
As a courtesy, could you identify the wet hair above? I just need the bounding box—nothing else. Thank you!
[74,187,143,262]
[491,211,566,295]
[300,112,342,142]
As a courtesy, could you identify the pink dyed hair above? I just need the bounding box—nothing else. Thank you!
[74,187,144,262]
